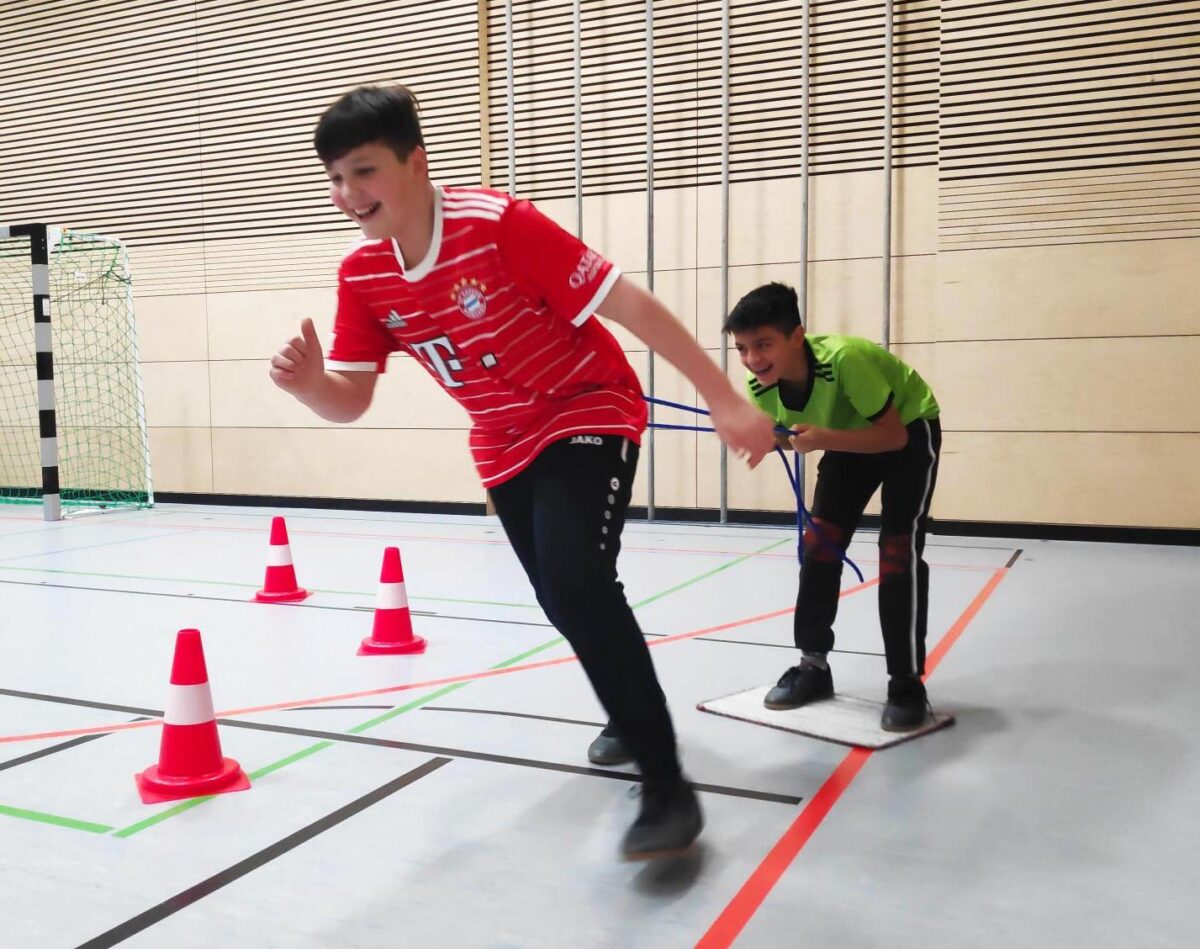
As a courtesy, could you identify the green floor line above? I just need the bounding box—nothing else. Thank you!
[248,741,337,780]
[112,743,338,839]
[630,537,791,610]
[108,535,789,839]
[0,803,113,834]
[111,796,212,838]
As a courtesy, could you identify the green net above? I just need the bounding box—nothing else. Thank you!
[0,228,152,514]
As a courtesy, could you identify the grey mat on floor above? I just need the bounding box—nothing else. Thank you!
[698,685,955,749]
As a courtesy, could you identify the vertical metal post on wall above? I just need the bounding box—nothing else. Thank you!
[477,0,492,186]
[718,0,731,524]
[505,0,516,195]
[881,0,894,350]
[797,0,811,504]
[574,0,583,236]
[645,0,656,521]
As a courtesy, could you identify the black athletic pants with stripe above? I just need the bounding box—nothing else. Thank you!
[795,417,942,678]
[489,435,681,783]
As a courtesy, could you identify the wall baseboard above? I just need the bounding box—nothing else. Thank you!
[153,492,488,517]
[152,493,1199,547]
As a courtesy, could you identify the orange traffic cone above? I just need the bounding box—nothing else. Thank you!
[358,546,426,655]
[255,516,309,602]
[136,629,250,804]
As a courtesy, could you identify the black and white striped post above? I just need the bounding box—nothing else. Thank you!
[2,222,62,521]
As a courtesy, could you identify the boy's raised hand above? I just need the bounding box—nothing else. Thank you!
[270,318,325,395]
[708,395,776,469]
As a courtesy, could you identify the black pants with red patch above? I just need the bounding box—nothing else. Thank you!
[795,417,942,678]
[489,434,681,783]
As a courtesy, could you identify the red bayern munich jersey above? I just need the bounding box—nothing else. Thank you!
[326,185,647,487]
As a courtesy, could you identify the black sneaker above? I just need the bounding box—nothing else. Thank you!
[621,779,704,861]
[763,663,834,710]
[587,722,633,766]
[881,675,930,732]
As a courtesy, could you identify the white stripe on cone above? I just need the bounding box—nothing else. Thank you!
[163,683,217,726]
[267,545,295,566]
[376,581,409,611]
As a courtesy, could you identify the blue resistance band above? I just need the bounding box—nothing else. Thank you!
[644,395,864,583]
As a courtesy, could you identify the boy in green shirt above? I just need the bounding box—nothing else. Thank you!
[725,282,942,730]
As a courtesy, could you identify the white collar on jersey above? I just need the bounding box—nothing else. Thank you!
[390,184,444,283]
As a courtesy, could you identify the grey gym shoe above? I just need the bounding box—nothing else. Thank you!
[763,662,834,710]
[621,779,703,861]
[587,722,633,766]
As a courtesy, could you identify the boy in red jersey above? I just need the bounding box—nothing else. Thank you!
[270,86,775,860]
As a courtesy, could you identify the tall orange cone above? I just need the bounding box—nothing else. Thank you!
[255,516,309,602]
[358,546,426,655]
[136,629,250,804]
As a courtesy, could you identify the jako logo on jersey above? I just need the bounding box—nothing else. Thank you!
[569,435,604,446]
[385,310,407,329]
[568,249,602,290]
[451,278,488,320]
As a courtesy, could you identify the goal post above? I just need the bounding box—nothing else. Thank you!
[0,223,153,520]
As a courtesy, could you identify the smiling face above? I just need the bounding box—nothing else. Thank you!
[325,141,429,240]
[732,323,808,387]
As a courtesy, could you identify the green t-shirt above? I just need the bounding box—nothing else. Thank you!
[747,334,939,430]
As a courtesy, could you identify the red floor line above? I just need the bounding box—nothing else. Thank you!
[0,579,878,746]
[694,566,1009,949]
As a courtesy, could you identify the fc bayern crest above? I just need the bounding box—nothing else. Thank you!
[451,278,488,320]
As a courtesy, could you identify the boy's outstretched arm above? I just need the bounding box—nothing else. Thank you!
[270,318,377,423]
[598,276,776,468]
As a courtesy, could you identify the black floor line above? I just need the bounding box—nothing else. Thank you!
[1,686,802,807]
[0,687,160,717]
[0,716,151,775]
[218,718,803,807]
[0,577,557,628]
[1005,548,1025,568]
[0,577,370,613]
[419,706,607,729]
[74,759,450,949]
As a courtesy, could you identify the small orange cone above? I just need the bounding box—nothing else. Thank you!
[358,546,426,655]
[255,516,309,602]
[136,629,250,804]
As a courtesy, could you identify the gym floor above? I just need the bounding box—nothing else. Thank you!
[0,504,1195,948]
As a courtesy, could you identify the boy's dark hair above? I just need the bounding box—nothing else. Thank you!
[722,282,803,335]
[314,85,425,164]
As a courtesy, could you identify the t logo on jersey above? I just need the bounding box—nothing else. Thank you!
[410,335,465,388]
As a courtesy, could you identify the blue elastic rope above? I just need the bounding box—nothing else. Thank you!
[644,395,864,582]
[649,422,716,433]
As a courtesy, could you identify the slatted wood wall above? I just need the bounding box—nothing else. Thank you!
[0,0,482,295]
[939,0,1200,249]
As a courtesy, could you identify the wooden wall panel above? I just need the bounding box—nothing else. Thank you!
[210,427,481,501]
[934,431,1200,529]
[927,236,1200,343]
[896,338,1200,434]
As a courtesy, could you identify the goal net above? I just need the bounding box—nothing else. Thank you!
[0,225,153,519]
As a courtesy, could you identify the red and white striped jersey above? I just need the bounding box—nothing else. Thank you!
[327,185,647,487]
